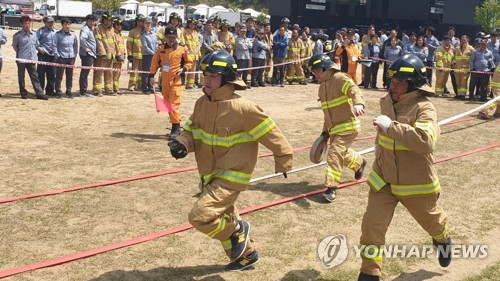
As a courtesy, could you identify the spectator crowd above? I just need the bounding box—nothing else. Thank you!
[0,13,498,104]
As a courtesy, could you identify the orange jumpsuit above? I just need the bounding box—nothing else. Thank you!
[150,43,193,124]
[335,43,361,84]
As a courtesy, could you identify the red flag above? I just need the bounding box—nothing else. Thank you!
[154,93,175,112]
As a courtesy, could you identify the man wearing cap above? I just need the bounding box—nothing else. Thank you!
[52,18,78,99]
[112,16,125,95]
[13,16,48,100]
[36,16,57,96]
[235,24,252,87]
[79,14,97,97]
[93,12,117,96]
[149,25,193,140]
[469,39,494,101]
[183,17,201,90]
[127,14,144,91]
[140,17,157,94]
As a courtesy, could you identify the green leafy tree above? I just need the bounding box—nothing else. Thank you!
[474,0,500,33]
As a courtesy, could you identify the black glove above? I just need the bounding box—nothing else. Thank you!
[168,140,187,159]
[321,131,329,138]
[127,55,133,63]
[116,55,124,62]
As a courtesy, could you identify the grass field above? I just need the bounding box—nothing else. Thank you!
[0,28,499,281]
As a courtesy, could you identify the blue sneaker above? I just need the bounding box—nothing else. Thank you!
[225,250,260,271]
[230,220,251,260]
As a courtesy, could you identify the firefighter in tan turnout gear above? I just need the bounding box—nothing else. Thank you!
[93,12,116,96]
[127,14,144,91]
[168,50,293,271]
[358,54,451,281]
[478,63,500,119]
[286,28,306,84]
[183,17,201,89]
[112,16,125,94]
[308,53,367,203]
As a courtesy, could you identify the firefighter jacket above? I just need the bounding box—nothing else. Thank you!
[368,85,441,197]
[177,83,294,191]
[114,31,125,60]
[302,37,313,64]
[157,26,185,45]
[217,30,235,55]
[264,32,273,59]
[454,43,475,73]
[183,28,201,61]
[319,68,365,136]
[435,44,454,70]
[149,42,193,91]
[127,26,142,60]
[94,24,116,59]
[286,37,305,62]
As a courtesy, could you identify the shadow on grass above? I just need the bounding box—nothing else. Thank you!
[111,132,167,142]
[441,119,492,135]
[391,269,443,281]
[88,264,224,281]
[251,180,348,209]
[281,269,322,280]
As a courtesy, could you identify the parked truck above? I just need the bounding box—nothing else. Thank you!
[38,0,92,23]
[213,11,251,26]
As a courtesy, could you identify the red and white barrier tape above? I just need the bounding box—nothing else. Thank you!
[369,56,495,75]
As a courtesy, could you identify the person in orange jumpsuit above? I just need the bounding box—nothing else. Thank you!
[335,30,361,84]
[149,25,193,140]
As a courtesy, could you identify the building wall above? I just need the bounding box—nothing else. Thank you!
[442,0,480,25]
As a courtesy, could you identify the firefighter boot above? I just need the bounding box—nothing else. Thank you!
[225,249,260,271]
[168,123,181,140]
[358,272,380,281]
[322,187,337,203]
[433,237,452,267]
[230,220,251,260]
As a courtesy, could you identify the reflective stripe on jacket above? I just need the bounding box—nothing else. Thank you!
[369,88,441,197]
[94,24,116,58]
[176,84,293,191]
[454,44,474,71]
[319,68,365,135]
[127,27,142,59]
[435,45,454,69]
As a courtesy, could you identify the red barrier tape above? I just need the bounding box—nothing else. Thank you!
[370,57,495,75]
[0,142,498,279]
[0,117,478,205]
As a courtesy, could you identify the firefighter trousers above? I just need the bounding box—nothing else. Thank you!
[186,59,198,88]
[264,53,273,81]
[454,71,470,96]
[188,179,255,260]
[325,133,364,187]
[286,62,304,82]
[128,58,142,89]
[435,70,450,94]
[359,185,449,276]
[92,57,113,94]
[112,61,122,92]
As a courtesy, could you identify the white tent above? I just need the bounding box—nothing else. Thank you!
[239,8,260,17]
[192,3,210,18]
[120,0,139,5]
[158,3,172,8]
[208,5,228,17]
[191,4,209,9]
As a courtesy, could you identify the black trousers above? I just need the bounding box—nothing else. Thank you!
[141,54,153,92]
[17,62,44,96]
[363,63,379,88]
[272,57,285,84]
[469,72,490,100]
[37,53,56,94]
[450,70,458,94]
[425,61,434,86]
[251,58,266,85]
[55,57,76,94]
[79,55,95,94]
[236,59,250,83]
